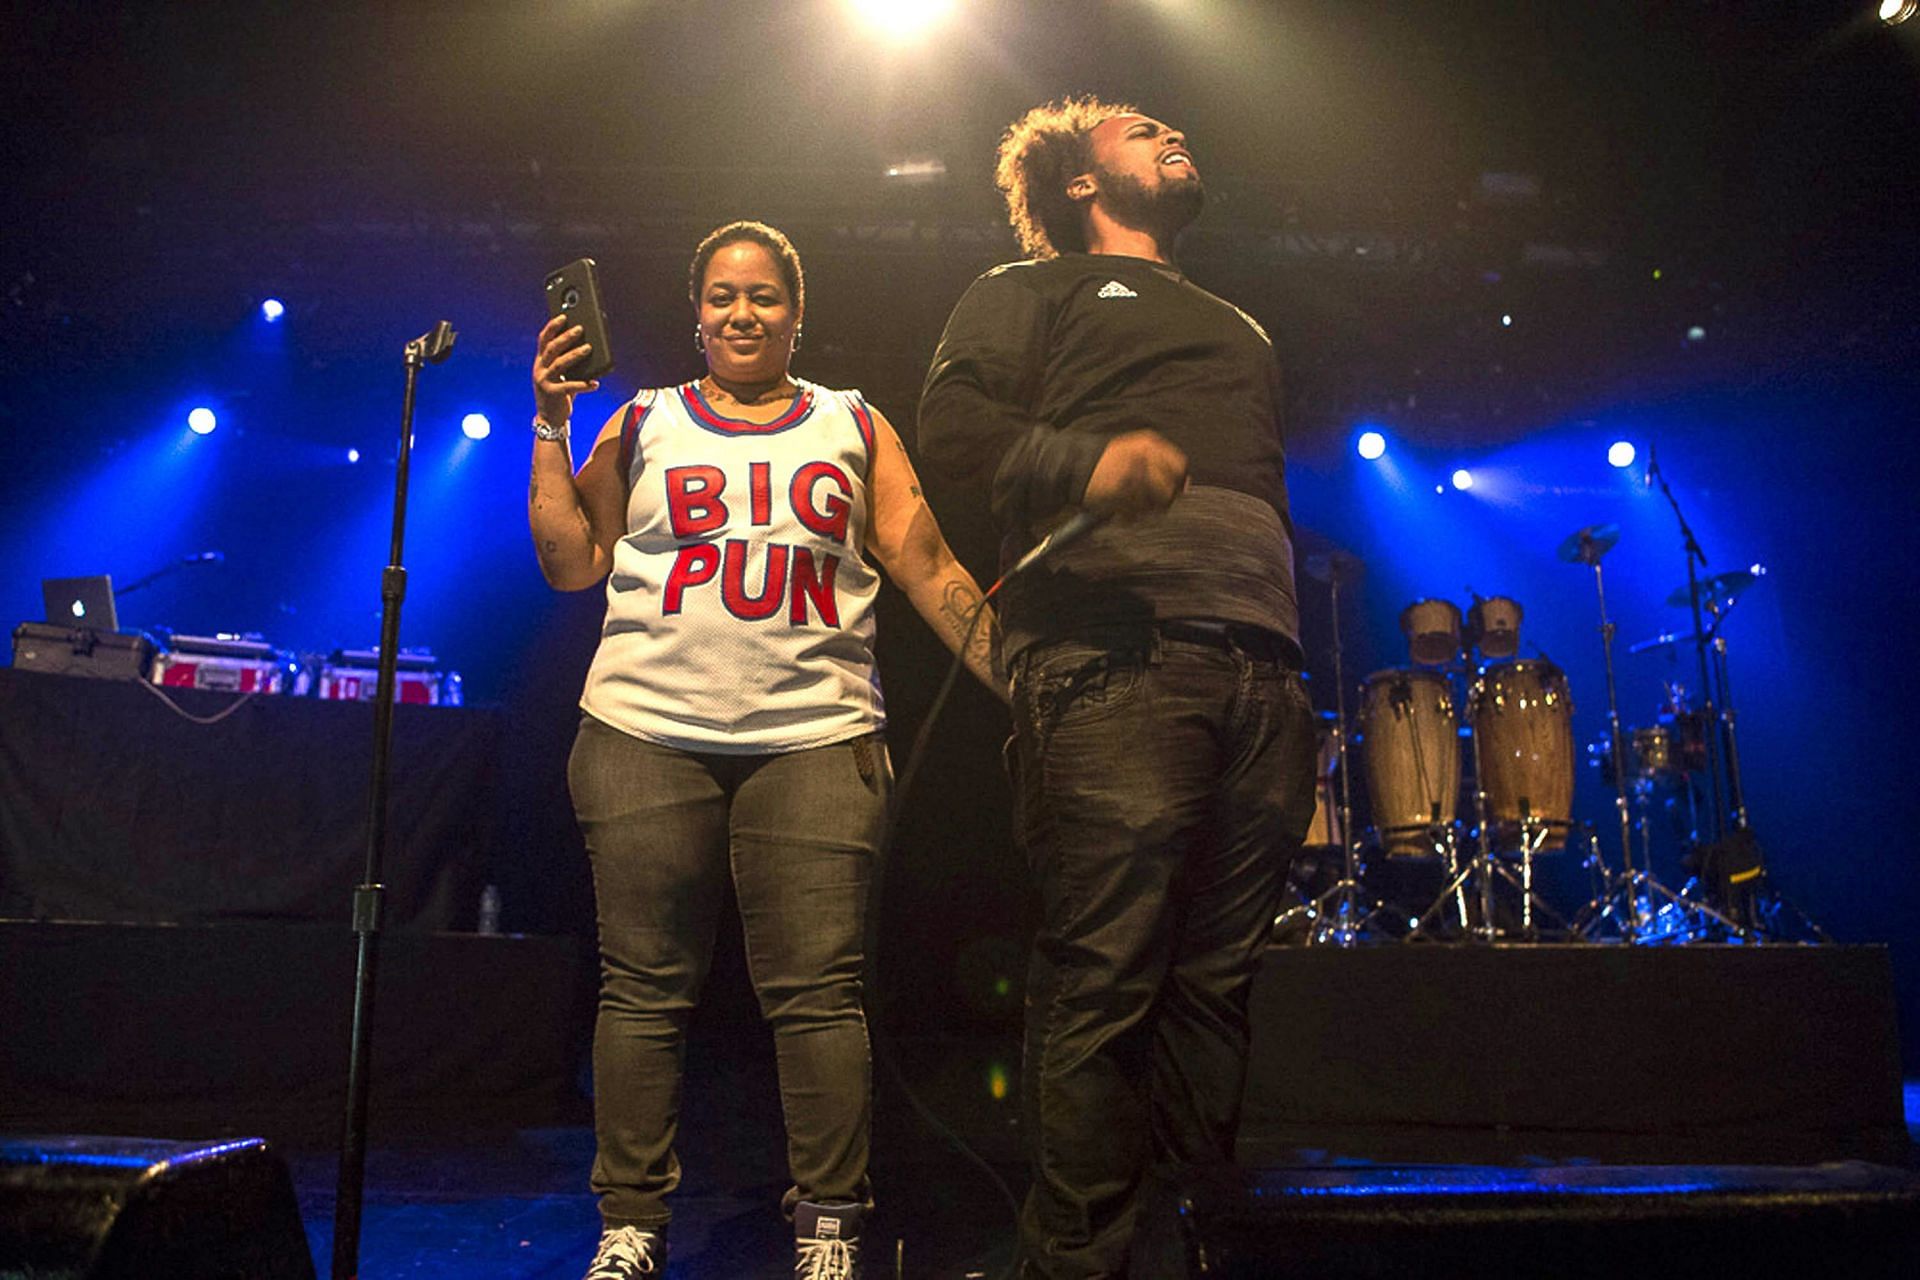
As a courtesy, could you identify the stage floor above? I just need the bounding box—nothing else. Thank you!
[6,922,1911,1274]
[284,1097,1920,1279]
[284,1041,1031,1280]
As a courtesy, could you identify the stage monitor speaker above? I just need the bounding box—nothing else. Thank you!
[1132,1161,1920,1279]
[0,1135,315,1279]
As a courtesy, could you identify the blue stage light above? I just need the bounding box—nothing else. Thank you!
[1357,431,1387,461]
[1608,441,1637,468]
[461,413,491,441]
[1451,469,1474,491]
[347,448,361,464]
[261,298,285,322]
[187,407,217,435]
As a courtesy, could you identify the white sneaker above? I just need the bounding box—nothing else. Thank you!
[583,1224,667,1278]
[794,1200,863,1279]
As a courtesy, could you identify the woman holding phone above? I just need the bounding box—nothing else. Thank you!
[529,220,999,1280]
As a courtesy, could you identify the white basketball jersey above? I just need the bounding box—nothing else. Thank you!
[579,379,885,753]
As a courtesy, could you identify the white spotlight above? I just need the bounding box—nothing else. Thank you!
[1357,430,1387,461]
[1608,441,1637,469]
[261,298,286,322]
[1880,1,1916,27]
[845,0,954,38]
[1451,469,1474,491]
[462,413,491,441]
[882,156,948,184]
[347,448,361,464]
[188,407,217,435]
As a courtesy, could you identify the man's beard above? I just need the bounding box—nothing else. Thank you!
[1094,163,1206,239]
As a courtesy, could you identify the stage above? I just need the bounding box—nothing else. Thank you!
[3,919,1912,1274]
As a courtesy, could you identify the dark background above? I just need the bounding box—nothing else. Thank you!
[4,2,1916,1060]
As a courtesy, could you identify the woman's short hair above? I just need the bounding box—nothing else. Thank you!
[994,96,1137,259]
[688,220,806,313]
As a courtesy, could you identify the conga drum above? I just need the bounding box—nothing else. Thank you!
[1358,668,1459,857]
[1398,599,1463,667]
[1469,660,1575,852]
[1466,595,1523,660]
[1301,711,1343,849]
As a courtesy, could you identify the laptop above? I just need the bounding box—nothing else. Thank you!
[41,574,119,633]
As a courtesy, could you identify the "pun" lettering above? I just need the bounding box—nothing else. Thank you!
[659,461,853,626]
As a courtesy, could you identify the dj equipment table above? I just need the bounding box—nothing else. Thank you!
[0,667,499,930]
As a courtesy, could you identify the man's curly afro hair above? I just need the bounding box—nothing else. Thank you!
[994,96,1138,260]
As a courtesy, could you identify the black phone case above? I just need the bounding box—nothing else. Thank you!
[544,258,616,383]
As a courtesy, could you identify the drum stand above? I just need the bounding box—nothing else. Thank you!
[1685,602,1829,939]
[1294,554,1387,946]
[1564,527,1745,943]
[1409,721,1563,942]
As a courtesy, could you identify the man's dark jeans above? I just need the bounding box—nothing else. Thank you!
[1008,628,1320,1279]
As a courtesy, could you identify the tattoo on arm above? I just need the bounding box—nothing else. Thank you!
[895,434,925,501]
[939,579,979,632]
[940,579,995,660]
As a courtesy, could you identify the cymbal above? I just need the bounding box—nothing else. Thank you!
[1557,522,1620,565]
[1668,569,1758,609]
[1304,550,1365,584]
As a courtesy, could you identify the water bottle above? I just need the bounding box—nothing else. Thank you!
[477,883,502,936]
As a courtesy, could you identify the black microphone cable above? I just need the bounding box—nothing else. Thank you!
[868,519,1098,1279]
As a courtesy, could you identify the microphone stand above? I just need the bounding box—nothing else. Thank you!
[332,320,456,1280]
[1648,451,1727,843]
[116,552,224,596]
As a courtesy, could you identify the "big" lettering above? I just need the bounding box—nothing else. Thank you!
[658,459,853,627]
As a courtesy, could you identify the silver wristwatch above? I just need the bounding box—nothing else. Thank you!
[532,416,570,442]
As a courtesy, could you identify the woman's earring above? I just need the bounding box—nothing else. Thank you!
[790,324,803,354]
[694,326,706,353]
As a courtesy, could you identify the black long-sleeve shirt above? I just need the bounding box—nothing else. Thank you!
[918,252,1301,660]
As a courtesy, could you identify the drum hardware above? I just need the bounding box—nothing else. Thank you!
[1283,550,1387,946]
[1589,727,1679,881]
[1561,520,1746,943]
[1664,576,1782,930]
[1673,573,1763,832]
[1665,568,1760,612]
[1626,631,1680,656]
[1407,702,1566,943]
[1643,445,1818,938]
[1647,447,1731,845]
[1554,520,1620,564]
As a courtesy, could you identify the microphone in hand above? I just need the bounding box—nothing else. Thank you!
[1007,509,1106,578]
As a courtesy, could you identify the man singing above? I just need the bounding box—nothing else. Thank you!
[917,98,1320,1278]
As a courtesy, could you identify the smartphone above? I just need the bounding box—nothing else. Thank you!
[543,257,616,383]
